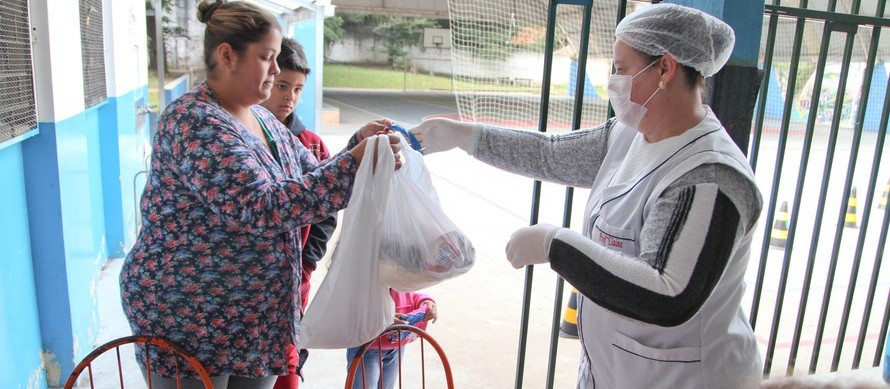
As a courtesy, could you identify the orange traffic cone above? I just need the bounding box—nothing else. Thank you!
[770,201,789,249]
[845,187,859,228]
[559,288,579,339]
[879,178,888,210]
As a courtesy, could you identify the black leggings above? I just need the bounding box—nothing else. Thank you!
[139,364,278,389]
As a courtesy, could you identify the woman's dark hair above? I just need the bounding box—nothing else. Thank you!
[196,0,281,73]
[643,53,705,91]
[278,37,311,76]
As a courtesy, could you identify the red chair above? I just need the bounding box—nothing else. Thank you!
[63,334,213,389]
[345,324,454,389]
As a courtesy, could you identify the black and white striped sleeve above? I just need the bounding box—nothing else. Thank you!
[548,164,759,327]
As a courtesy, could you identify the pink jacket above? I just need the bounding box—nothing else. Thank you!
[366,289,434,350]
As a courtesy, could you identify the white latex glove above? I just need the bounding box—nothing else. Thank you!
[409,117,481,155]
[505,223,560,269]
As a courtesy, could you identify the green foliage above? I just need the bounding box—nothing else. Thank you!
[326,13,444,67]
[451,21,564,62]
[372,16,439,68]
[451,21,513,62]
[772,61,817,100]
[341,13,373,28]
[162,16,185,36]
[529,27,570,52]
[324,13,382,58]
[324,16,346,46]
[146,0,184,36]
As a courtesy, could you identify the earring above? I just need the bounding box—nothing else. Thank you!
[658,80,666,90]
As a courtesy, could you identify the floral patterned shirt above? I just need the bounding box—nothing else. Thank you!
[120,82,359,377]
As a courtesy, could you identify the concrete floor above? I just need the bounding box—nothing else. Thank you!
[89,89,889,388]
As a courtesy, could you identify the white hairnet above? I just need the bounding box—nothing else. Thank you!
[615,3,735,77]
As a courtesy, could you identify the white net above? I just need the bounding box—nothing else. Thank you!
[446,0,650,131]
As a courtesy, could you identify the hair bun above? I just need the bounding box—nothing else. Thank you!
[196,0,227,23]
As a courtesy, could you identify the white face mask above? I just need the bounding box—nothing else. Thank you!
[608,59,661,129]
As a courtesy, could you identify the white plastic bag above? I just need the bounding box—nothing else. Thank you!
[300,133,475,348]
[299,135,395,349]
[377,134,475,291]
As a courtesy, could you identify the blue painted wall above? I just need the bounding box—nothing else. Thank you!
[568,60,605,99]
[22,106,109,386]
[669,0,764,66]
[754,67,786,120]
[163,76,190,109]
[863,62,889,132]
[0,142,46,389]
[294,19,320,133]
[101,86,152,258]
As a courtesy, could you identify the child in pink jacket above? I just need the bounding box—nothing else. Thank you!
[346,288,438,389]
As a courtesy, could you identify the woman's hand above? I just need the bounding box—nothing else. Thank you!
[409,117,481,154]
[350,133,403,170]
[505,223,559,269]
[357,118,394,140]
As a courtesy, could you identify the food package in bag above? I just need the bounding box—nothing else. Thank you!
[377,131,475,291]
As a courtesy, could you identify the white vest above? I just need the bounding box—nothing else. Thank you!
[577,111,762,389]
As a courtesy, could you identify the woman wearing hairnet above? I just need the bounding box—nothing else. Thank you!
[410,3,762,388]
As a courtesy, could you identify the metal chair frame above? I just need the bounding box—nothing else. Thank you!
[63,334,213,389]
[345,324,454,389]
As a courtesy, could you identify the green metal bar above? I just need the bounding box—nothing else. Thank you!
[831,21,881,373]
[548,279,567,389]
[801,0,850,373]
[749,8,780,171]
[857,171,890,368]
[764,8,837,377]
[765,4,890,28]
[515,1,560,387]
[749,0,797,331]
[866,6,890,370]
[750,0,808,331]
[853,13,889,371]
[545,2,592,388]
[605,0,629,119]
[616,0,628,27]
[785,20,856,375]
[801,23,857,374]
[853,3,890,369]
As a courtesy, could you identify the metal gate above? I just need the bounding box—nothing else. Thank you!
[524,0,890,385]
[750,0,890,378]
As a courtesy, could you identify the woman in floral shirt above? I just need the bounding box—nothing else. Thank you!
[119,1,400,388]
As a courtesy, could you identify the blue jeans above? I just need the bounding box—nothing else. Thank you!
[346,346,404,389]
[884,330,890,384]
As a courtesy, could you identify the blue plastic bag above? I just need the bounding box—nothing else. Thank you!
[389,123,424,153]
[884,330,890,383]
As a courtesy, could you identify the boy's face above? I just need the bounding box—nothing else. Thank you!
[261,69,307,123]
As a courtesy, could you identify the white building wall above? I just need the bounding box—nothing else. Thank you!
[325,33,389,64]
[166,0,204,78]
[405,45,452,76]
[106,0,149,97]
[326,34,451,67]
[29,0,86,122]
